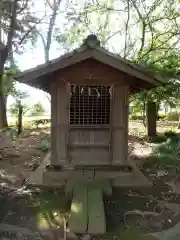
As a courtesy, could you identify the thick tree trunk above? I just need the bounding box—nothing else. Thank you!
[44,0,62,63]
[17,101,23,135]
[142,101,146,127]
[177,116,180,129]
[0,50,8,129]
[147,100,157,137]
[0,0,18,129]
[0,95,8,128]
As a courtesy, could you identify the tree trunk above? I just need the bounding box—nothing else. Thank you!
[177,116,180,129]
[147,100,157,137]
[142,101,146,127]
[0,95,8,128]
[17,101,23,135]
[44,0,62,62]
[0,0,18,129]
[0,50,8,129]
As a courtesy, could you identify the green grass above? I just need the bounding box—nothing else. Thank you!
[7,115,50,127]
[119,226,144,240]
[148,135,167,143]
[38,190,70,214]
[35,190,70,230]
[38,133,50,152]
[143,133,180,171]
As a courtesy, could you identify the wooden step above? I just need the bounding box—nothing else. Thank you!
[87,187,106,234]
[69,185,88,233]
[68,143,110,148]
[88,179,112,195]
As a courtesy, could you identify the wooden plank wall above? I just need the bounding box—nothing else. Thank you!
[112,84,129,165]
[69,147,109,165]
[68,129,109,146]
[50,59,130,166]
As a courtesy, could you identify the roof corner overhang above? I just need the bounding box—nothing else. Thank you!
[92,48,162,87]
[15,35,164,91]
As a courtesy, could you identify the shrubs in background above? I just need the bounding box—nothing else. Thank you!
[129,114,167,121]
[38,133,50,153]
[32,119,51,128]
[143,132,180,171]
[148,135,167,143]
[147,131,178,143]
[129,115,144,121]
[166,111,180,121]
[164,130,178,138]
[157,113,167,120]
[129,112,180,121]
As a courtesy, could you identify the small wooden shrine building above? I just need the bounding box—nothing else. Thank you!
[16,35,162,235]
[17,35,161,170]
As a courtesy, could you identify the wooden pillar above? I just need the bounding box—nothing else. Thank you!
[51,80,69,166]
[51,82,58,165]
[112,85,129,165]
[147,100,157,137]
[57,81,69,165]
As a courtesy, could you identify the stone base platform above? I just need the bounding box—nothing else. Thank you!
[27,153,152,189]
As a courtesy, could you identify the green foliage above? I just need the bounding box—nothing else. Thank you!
[38,134,50,153]
[37,190,70,223]
[8,88,30,118]
[129,115,144,121]
[2,68,17,96]
[166,111,180,121]
[11,88,29,101]
[157,113,168,120]
[0,0,39,54]
[143,133,180,171]
[128,1,180,117]
[164,130,177,138]
[131,50,180,117]
[56,23,88,52]
[120,226,144,240]
[8,102,30,117]
[8,103,20,117]
[32,119,50,128]
[55,0,180,120]
[130,92,147,117]
[148,135,167,143]
[6,127,17,140]
[30,102,45,116]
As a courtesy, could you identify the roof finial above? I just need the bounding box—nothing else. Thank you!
[82,34,100,48]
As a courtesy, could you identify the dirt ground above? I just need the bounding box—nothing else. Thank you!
[0,122,180,239]
[0,128,49,188]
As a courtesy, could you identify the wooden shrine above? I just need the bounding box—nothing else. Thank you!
[16,35,162,235]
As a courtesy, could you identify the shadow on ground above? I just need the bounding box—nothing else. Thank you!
[0,188,70,240]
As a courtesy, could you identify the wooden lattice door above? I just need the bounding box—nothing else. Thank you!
[68,84,112,165]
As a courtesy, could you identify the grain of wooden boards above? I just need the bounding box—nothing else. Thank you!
[69,185,88,233]
[87,186,106,234]
[69,181,107,234]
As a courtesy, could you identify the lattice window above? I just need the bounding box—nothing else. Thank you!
[69,85,112,125]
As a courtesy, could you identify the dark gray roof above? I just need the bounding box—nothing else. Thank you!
[16,35,163,92]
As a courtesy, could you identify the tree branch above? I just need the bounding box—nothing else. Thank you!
[46,0,54,10]
[104,29,123,44]
[45,0,62,62]
[147,0,164,16]
[37,31,47,54]
[23,107,31,115]
[124,0,130,58]
[6,0,18,54]
[140,32,178,60]
[13,15,46,54]
[130,0,146,59]
[45,93,51,103]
